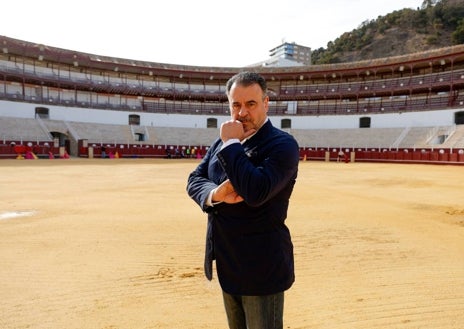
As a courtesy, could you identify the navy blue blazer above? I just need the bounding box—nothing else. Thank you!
[187,120,299,296]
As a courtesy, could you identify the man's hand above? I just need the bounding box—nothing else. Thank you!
[220,120,255,142]
[212,179,243,204]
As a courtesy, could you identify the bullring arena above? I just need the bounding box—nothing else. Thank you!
[0,159,463,329]
[0,34,464,328]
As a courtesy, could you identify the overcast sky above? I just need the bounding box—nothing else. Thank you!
[1,0,422,67]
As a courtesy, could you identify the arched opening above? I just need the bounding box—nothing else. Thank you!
[281,118,292,129]
[455,111,464,125]
[360,116,371,128]
[207,118,217,128]
[129,114,140,125]
[35,107,49,119]
[134,133,145,141]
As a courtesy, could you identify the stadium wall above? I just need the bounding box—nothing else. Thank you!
[0,100,460,130]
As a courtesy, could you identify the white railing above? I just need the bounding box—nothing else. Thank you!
[391,126,410,148]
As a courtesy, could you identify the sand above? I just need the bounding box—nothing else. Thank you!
[0,159,463,329]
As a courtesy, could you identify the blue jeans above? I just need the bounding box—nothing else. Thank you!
[222,291,284,329]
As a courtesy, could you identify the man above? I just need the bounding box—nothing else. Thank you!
[186,71,299,329]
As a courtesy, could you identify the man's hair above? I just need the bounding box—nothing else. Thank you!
[225,71,267,97]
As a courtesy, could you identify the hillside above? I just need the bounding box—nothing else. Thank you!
[311,0,464,64]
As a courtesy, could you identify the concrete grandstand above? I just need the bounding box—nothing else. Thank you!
[0,35,464,164]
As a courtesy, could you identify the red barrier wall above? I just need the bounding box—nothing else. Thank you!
[2,143,464,165]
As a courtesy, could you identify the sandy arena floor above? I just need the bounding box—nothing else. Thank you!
[0,158,463,329]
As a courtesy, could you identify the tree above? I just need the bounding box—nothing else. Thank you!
[452,18,464,44]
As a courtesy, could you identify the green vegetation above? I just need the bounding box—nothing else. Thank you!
[311,0,464,64]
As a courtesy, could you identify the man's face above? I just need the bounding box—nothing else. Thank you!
[228,83,269,133]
